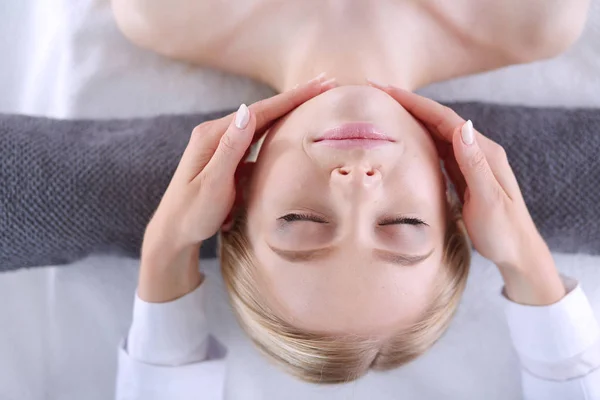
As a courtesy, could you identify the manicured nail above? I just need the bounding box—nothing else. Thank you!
[320,77,338,90]
[235,104,250,129]
[461,120,474,145]
[366,78,388,88]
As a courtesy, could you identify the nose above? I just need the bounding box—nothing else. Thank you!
[331,165,382,188]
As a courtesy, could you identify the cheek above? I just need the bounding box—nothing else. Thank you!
[254,159,315,199]
[247,150,321,215]
[378,257,443,321]
[396,144,446,203]
[404,141,444,184]
[378,225,431,252]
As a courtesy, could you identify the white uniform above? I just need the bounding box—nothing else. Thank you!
[115,276,600,400]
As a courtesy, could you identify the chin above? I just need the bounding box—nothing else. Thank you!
[301,84,407,124]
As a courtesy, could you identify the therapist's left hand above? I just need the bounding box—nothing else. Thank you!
[145,74,337,252]
[140,74,337,302]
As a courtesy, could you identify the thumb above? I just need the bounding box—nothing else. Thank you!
[203,104,256,183]
[452,120,501,203]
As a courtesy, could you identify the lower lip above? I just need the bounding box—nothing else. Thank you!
[315,123,394,149]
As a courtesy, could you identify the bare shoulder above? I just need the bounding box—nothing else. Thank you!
[110,0,591,86]
[423,0,591,62]
[111,0,264,63]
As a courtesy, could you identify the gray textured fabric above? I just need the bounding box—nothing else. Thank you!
[450,103,599,256]
[1,103,598,271]
[0,111,228,271]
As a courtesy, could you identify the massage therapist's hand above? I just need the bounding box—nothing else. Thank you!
[139,74,337,302]
[369,82,566,306]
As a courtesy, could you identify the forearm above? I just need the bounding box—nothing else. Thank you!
[497,238,566,306]
[139,225,203,303]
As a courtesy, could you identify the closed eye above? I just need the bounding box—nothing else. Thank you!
[278,213,329,223]
[379,216,428,226]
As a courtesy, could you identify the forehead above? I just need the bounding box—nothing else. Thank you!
[251,243,443,336]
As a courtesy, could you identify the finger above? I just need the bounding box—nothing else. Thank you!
[371,82,523,198]
[249,78,339,144]
[251,76,337,132]
[206,73,335,137]
[237,77,338,155]
[478,139,521,201]
[175,121,224,183]
[453,121,521,199]
[369,82,507,154]
[368,82,463,142]
[377,84,506,157]
[452,120,504,203]
[202,104,257,184]
[177,74,335,184]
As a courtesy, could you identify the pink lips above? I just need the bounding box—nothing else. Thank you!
[315,123,394,149]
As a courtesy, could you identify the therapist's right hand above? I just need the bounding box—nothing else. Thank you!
[369,82,566,306]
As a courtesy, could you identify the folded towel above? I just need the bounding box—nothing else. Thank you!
[451,103,600,256]
[1,103,598,271]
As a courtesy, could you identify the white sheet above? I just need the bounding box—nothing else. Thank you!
[0,1,599,399]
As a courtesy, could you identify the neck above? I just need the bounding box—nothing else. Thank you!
[259,6,433,92]
[276,46,426,92]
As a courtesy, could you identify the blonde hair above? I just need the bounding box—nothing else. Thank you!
[220,192,470,384]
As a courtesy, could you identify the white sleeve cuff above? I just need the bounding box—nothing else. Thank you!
[127,282,220,366]
[116,340,226,400]
[503,276,600,381]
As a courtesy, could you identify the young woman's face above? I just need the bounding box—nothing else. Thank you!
[245,85,448,337]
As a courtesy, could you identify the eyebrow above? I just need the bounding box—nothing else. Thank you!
[373,248,435,266]
[268,245,434,266]
[268,245,335,262]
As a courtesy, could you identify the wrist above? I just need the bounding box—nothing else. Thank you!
[497,241,566,306]
[139,228,203,303]
[143,214,190,254]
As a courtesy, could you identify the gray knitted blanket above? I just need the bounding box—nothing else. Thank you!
[1,104,598,271]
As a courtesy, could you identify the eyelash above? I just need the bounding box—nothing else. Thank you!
[279,213,328,223]
[278,214,427,226]
[379,217,427,226]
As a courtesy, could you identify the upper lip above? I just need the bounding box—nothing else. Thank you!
[315,123,395,142]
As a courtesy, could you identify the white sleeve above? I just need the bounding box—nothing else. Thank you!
[503,276,600,400]
[115,282,227,400]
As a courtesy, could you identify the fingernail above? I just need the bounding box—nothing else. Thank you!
[307,72,327,84]
[235,103,250,129]
[366,78,388,88]
[320,77,338,90]
[461,120,474,145]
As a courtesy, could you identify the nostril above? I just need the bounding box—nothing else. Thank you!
[338,168,350,176]
[366,170,375,177]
